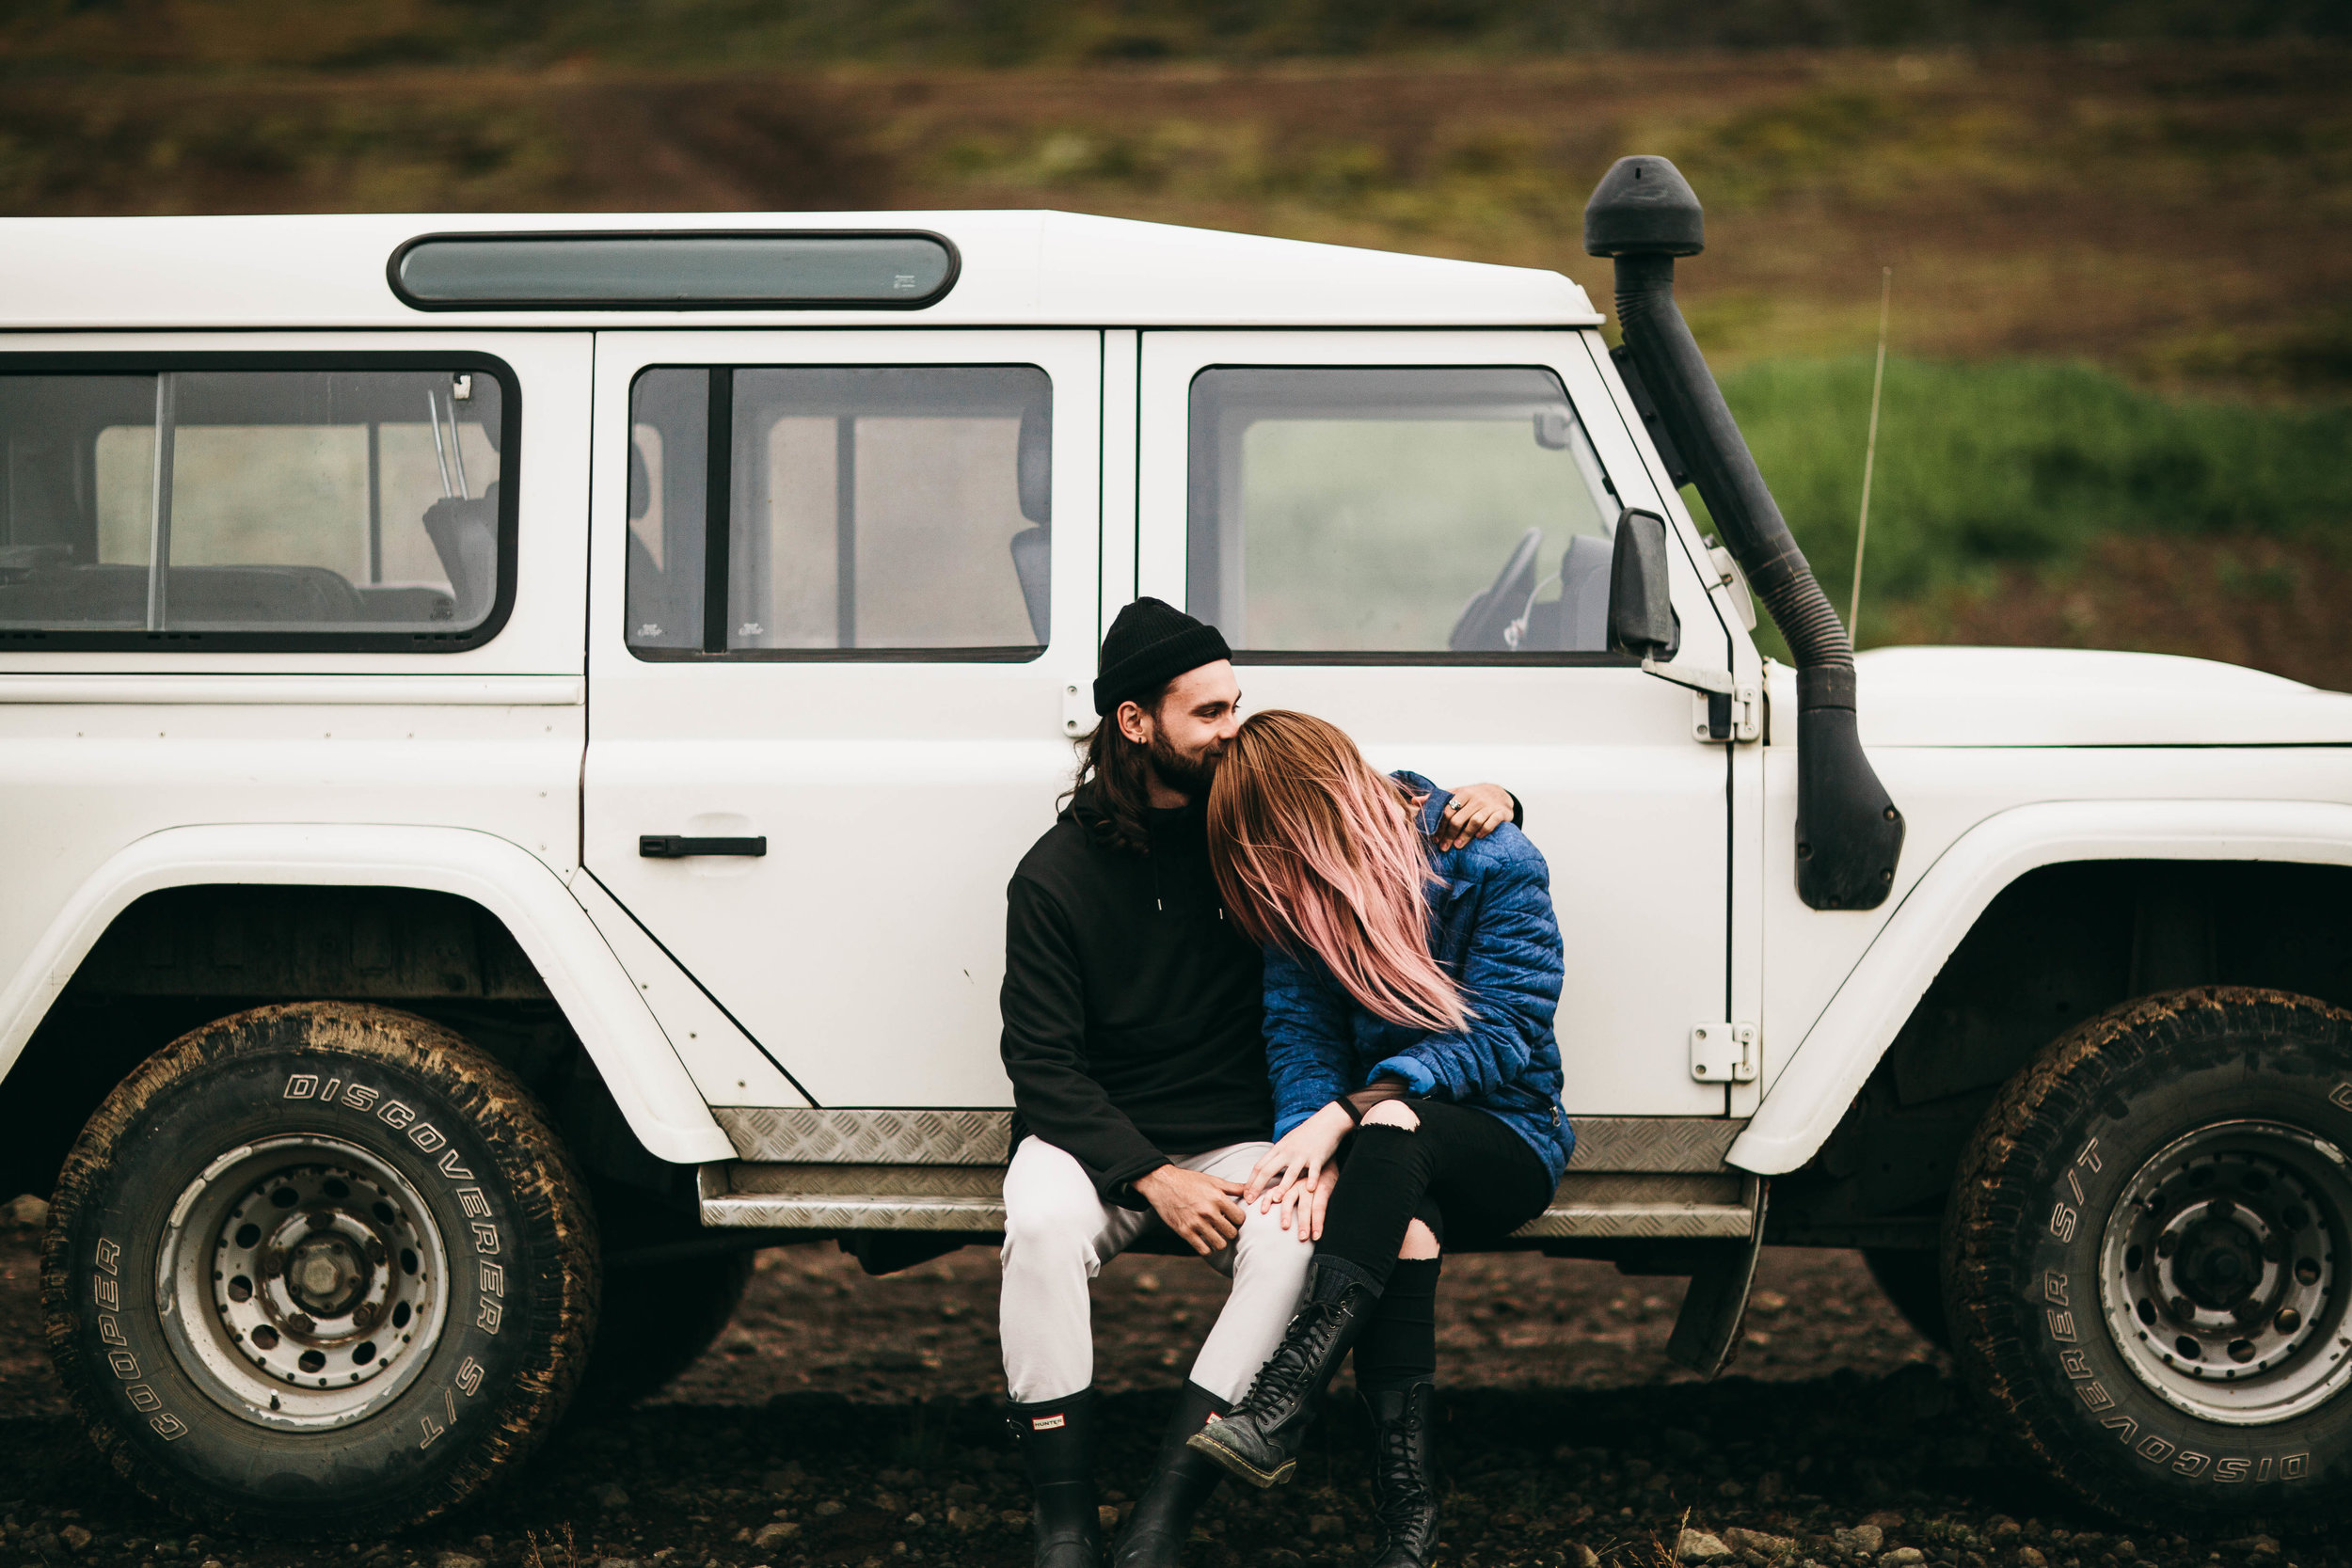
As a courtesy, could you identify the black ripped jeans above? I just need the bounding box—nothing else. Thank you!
[1312,1100,1555,1297]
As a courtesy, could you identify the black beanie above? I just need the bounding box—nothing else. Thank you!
[1092,597,1232,716]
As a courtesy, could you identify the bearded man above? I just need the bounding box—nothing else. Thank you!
[997,597,1520,1568]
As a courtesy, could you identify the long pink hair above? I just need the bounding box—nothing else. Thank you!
[1207,710,1470,1033]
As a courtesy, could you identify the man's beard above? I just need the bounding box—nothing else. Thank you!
[1147,729,1221,800]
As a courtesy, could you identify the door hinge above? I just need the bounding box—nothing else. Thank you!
[1642,657,1761,744]
[1062,682,1092,737]
[1690,1021,1757,1084]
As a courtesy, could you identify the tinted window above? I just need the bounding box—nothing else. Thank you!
[1186,367,1620,656]
[627,365,1050,660]
[0,367,507,643]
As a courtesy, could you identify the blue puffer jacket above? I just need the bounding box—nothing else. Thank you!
[1262,771,1574,1184]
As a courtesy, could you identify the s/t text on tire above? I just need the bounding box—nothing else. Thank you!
[1949,987,2352,1525]
[41,1003,598,1535]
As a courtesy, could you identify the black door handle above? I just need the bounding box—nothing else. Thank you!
[640,834,768,859]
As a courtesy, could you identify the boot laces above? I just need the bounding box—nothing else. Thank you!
[1240,1299,1346,1410]
[1375,1398,1434,1522]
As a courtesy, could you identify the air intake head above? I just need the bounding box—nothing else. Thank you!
[1583,155,1705,259]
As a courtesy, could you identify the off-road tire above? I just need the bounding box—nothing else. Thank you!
[577,1250,754,1409]
[1947,987,2352,1525]
[1864,1248,1950,1350]
[42,1003,598,1535]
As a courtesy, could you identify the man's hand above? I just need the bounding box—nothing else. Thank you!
[1134,1164,1248,1256]
[1437,783,1516,850]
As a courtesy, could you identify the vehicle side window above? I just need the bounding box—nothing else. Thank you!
[0,365,510,647]
[626,364,1051,660]
[1186,366,1622,657]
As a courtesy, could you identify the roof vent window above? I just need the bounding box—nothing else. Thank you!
[389,231,958,311]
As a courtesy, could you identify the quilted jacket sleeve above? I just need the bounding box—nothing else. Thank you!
[1372,838,1565,1101]
[1260,941,1360,1138]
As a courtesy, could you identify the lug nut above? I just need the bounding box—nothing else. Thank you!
[353,1302,378,1329]
[286,1312,316,1336]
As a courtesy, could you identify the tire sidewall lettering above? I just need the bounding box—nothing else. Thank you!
[2011,1028,2352,1501]
[59,1039,530,1504]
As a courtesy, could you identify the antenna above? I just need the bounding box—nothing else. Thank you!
[1848,265,1892,640]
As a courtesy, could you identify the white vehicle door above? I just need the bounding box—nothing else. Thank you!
[1136,330,1738,1116]
[582,331,1102,1107]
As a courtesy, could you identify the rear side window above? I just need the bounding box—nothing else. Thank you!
[1186,366,1622,659]
[626,364,1050,660]
[0,358,515,650]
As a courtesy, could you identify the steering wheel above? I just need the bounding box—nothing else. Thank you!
[1447,529,1544,652]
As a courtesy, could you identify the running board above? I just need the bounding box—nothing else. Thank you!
[697,1164,1758,1240]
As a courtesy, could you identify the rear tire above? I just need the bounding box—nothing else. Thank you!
[42,1003,597,1535]
[1948,987,2352,1525]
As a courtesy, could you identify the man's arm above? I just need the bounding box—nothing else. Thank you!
[1436,781,1522,850]
[999,874,1168,1196]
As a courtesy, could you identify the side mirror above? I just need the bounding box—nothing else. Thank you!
[1607,509,1677,657]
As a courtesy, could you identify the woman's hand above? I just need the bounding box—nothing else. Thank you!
[1246,1101,1353,1210]
[1360,1099,1421,1132]
[1272,1162,1340,1240]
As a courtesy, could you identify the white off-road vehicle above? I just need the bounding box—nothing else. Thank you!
[3,156,2347,1534]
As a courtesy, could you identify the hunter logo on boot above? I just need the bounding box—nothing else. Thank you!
[1031,1413,1067,1431]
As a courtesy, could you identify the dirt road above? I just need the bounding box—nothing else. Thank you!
[0,1213,2333,1568]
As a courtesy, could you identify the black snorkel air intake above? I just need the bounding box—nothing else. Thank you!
[1586,155,1904,911]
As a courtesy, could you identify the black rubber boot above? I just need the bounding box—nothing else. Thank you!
[1364,1382,1440,1567]
[1184,1269,1377,1488]
[1009,1387,1103,1568]
[1110,1381,1231,1567]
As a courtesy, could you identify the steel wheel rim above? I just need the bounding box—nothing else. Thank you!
[155,1134,451,1431]
[2098,1118,2352,1426]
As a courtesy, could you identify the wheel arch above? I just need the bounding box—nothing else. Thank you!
[1735,799,2352,1178]
[0,823,733,1176]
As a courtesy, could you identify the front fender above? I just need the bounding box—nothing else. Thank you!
[1729,798,2352,1176]
[0,822,732,1164]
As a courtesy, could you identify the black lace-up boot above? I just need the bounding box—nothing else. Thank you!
[1009,1387,1103,1568]
[1364,1381,1440,1567]
[1184,1267,1377,1488]
[1109,1380,1230,1567]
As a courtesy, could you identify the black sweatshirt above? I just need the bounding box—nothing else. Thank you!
[999,787,1272,1204]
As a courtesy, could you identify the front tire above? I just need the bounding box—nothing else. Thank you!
[42,1003,598,1535]
[1948,987,2352,1525]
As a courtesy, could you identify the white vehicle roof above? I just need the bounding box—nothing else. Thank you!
[0,209,1600,332]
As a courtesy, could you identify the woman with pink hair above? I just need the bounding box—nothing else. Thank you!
[1189,709,1571,1568]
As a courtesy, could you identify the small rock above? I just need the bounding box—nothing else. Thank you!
[595,1484,630,1511]
[1881,1552,1927,1568]
[61,1525,92,1551]
[1570,1547,1601,1568]
[436,1555,484,1568]
[753,1524,801,1548]
[597,1559,644,1568]
[1681,1529,1738,1563]
[5,1194,48,1227]
[1989,1519,2022,1542]
[2017,1550,2047,1568]
[1725,1529,1797,1557]
[1836,1528,1885,1558]
[1135,1272,1161,1293]
[816,1499,846,1517]
[1862,1513,1907,1531]
[199,1560,224,1568]
[1310,1515,1344,1537]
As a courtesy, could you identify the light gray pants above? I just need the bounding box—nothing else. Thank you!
[998,1136,1315,1405]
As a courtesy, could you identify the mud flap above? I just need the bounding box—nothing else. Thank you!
[1665,1177,1769,1378]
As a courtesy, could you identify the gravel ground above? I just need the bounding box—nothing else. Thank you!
[0,1208,2337,1568]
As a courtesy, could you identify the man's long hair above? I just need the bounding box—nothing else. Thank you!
[1207,709,1470,1033]
[1065,685,1168,856]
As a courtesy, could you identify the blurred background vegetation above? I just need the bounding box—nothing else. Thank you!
[3,1,2344,679]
